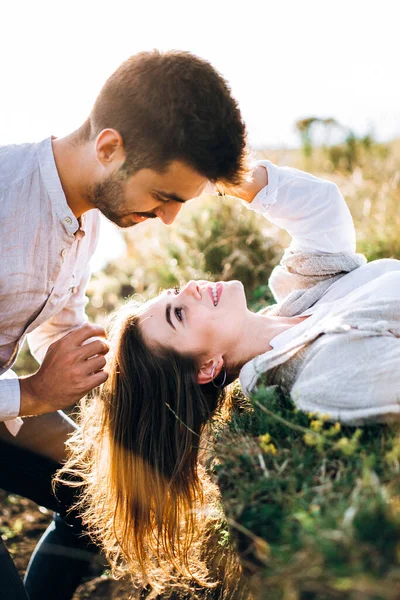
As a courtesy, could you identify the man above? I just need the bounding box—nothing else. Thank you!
[0,50,247,599]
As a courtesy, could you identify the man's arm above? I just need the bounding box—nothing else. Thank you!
[19,323,109,417]
[20,263,108,418]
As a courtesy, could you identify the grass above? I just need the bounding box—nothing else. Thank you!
[211,385,400,599]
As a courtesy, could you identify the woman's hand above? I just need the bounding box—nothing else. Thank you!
[217,164,269,203]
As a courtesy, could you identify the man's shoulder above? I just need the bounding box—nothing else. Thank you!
[0,140,44,193]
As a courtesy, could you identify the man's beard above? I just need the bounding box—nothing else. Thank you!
[84,173,133,228]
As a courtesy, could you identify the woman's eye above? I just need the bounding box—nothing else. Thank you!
[174,307,183,322]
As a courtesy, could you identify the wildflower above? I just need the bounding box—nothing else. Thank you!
[326,421,341,437]
[259,433,271,445]
[335,437,357,456]
[310,419,323,432]
[336,437,350,448]
[263,442,278,456]
[303,432,319,446]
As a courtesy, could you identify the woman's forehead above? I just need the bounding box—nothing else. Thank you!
[139,294,171,345]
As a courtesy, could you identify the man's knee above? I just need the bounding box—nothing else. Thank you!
[0,410,77,463]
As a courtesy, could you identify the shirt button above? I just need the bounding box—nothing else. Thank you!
[61,248,68,259]
[64,217,73,225]
[71,286,78,294]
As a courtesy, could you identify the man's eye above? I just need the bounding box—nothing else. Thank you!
[174,307,183,322]
[153,193,167,203]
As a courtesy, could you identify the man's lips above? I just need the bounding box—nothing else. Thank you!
[131,213,149,223]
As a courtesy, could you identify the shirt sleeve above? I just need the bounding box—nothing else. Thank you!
[0,369,20,421]
[27,263,92,364]
[243,160,356,254]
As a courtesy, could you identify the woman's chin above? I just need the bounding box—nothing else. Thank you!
[219,280,247,311]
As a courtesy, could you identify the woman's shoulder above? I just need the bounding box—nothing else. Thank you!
[240,271,400,400]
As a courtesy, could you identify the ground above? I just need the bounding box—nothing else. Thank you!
[0,489,133,599]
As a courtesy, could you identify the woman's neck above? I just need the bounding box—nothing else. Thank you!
[228,311,308,370]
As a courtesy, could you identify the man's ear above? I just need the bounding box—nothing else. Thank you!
[197,356,224,385]
[95,128,126,169]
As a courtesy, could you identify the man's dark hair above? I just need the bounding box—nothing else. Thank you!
[79,50,248,185]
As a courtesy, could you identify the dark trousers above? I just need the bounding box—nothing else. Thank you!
[0,411,100,600]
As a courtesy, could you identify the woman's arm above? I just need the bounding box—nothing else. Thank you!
[225,160,356,254]
[223,161,366,306]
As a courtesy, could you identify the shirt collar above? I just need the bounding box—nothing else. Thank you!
[37,137,80,235]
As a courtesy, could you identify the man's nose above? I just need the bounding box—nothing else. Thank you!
[156,201,182,225]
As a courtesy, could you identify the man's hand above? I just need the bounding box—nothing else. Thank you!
[211,164,269,203]
[19,323,109,417]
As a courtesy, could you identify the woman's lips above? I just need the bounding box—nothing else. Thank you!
[207,283,223,306]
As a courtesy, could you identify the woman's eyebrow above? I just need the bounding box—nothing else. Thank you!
[165,303,176,331]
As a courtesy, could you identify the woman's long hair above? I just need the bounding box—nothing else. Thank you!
[57,300,230,585]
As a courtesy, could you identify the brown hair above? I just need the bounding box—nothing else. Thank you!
[58,300,233,585]
[76,50,248,185]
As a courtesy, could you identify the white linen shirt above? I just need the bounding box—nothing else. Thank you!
[0,137,100,430]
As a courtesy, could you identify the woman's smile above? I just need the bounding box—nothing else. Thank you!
[208,283,223,306]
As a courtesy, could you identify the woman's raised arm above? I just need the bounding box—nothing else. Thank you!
[223,161,366,310]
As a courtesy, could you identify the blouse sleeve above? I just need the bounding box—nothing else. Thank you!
[243,161,366,305]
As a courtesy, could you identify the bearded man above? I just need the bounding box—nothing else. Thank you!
[0,50,247,600]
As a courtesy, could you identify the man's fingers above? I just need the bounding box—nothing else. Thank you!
[87,370,109,389]
[85,355,107,374]
[80,339,110,359]
[65,323,107,346]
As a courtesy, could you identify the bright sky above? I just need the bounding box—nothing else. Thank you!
[1,0,399,149]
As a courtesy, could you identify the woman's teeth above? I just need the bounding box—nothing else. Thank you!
[212,283,218,306]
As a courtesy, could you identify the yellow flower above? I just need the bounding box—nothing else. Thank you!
[337,437,349,447]
[310,419,323,432]
[264,443,278,456]
[260,442,277,455]
[304,432,319,446]
[335,437,356,456]
[259,433,271,444]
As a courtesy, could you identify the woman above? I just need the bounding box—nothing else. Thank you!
[61,160,400,585]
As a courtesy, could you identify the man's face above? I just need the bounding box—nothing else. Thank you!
[85,160,208,228]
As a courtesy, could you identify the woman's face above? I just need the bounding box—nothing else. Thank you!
[139,280,248,361]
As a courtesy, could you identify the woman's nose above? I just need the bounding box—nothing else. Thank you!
[182,280,202,299]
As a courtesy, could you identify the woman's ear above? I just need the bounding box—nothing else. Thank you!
[197,356,224,385]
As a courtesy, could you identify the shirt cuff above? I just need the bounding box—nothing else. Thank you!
[0,370,21,420]
[0,371,24,436]
[242,160,280,214]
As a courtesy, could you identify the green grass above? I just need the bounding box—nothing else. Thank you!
[210,385,400,599]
